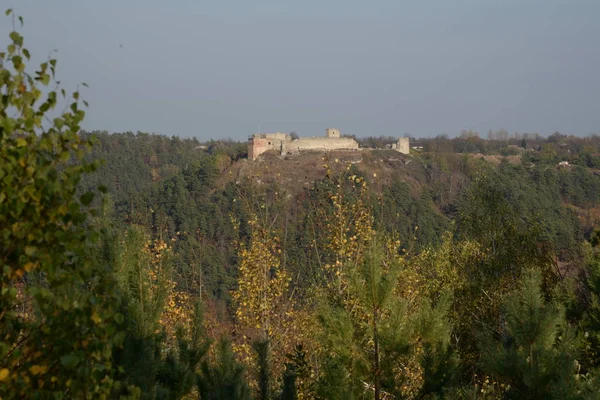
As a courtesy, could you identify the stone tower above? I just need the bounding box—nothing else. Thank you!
[325,128,341,138]
[396,137,410,154]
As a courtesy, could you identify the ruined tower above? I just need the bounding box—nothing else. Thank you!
[325,128,341,138]
[396,138,410,154]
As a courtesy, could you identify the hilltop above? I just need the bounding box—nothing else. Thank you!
[225,149,427,197]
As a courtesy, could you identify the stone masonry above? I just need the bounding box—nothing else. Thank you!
[248,129,408,160]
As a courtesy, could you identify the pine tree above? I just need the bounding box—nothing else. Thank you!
[479,269,598,399]
[582,241,600,374]
[316,244,456,399]
[156,303,210,399]
[108,225,171,397]
[107,224,211,399]
[197,338,251,400]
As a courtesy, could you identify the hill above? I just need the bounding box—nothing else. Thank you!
[79,132,600,289]
[226,149,427,198]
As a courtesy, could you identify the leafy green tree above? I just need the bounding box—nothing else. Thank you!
[0,11,128,398]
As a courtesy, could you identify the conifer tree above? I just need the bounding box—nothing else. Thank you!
[479,269,599,399]
[156,303,210,399]
[316,244,456,399]
[108,224,210,399]
[197,338,251,400]
[108,225,170,397]
[582,240,600,372]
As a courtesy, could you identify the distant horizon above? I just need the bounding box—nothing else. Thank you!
[86,127,597,142]
[9,0,600,140]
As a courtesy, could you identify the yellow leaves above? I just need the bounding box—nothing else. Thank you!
[231,211,299,389]
[91,311,102,324]
[29,365,49,376]
[400,231,478,301]
[321,170,376,299]
[18,155,28,167]
[58,204,68,215]
[160,289,194,341]
[24,245,36,256]
[0,368,9,381]
[154,239,168,251]
[16,137,27,147]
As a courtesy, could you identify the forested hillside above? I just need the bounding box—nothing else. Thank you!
[5,12,600,399]
[78,129,600,303]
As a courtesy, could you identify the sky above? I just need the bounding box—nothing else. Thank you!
[5,0,600,140]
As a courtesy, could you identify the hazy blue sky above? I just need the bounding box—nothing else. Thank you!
[6,0,600,139]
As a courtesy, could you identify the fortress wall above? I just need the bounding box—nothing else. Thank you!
[397,138,410,154]
[287,137,359,152]
[249,130,401,160]
[258,132,288,141]
[249,134,290,160]
[249,138,271,160]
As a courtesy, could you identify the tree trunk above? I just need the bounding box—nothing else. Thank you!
[373,307,380,400]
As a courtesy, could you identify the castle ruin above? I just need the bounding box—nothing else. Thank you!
[248,129,409,160]
[393,138,410,154]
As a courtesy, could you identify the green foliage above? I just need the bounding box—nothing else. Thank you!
[8,9,600,397]
[106,223,212,399]
[156,304,210,399]
[115,226,171,338]
[279,369,298,400]
[79,132,240,304]
[415,294,458,397]
[376,176,449,251]
[455,166,573,291]
[0,11,126,397]
[316,244,456,399]
[457,170,546,268]
[254,340,273,400]
[281,345,312,399]
[197,338,251,400]
[479,269,598,399]
[583,241,600,371]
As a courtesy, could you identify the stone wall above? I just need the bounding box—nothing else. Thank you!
[248,129,407,160]
[397,138,410,154]
[248,138,267,160]
[248,129,360,160]
[248,132,289,160]
[286,137,359,153]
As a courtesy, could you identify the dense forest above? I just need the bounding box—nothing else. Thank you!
[4,12,600,400]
